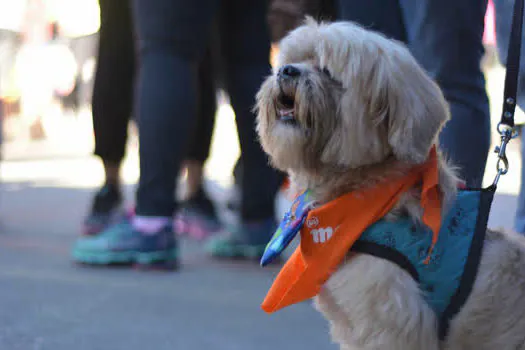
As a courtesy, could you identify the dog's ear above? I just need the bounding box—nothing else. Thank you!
[384,52,450,164]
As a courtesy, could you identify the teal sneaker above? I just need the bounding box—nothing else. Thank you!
[72,219,178,269]
[205,218,277,260]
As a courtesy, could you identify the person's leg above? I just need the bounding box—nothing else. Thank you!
[493,0,523,66]
[176,43,221,240]
[73,0,219,267]
[82,0,135,235]
[335,0,407,42]
[399,0,491,188]
[225,0,284,222]
[183,44,217,199]
[493,0,525,233]
[206,0,285,259]
[92,0,135,177]
[133,0,217,218]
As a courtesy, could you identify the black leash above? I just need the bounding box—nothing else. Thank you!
[501,0,524,128]
[493,0,524,186]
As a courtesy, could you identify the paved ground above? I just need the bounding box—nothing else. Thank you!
[0,161,520,350]
[0,63,523,350]
[0,177,337,350]
[0,161,518,350]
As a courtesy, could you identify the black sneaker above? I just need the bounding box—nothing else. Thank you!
[174,187,221,240]
[82,183,123,236]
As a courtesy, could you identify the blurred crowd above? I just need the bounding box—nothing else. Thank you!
[0,0,99,141]
[0,0,524,271]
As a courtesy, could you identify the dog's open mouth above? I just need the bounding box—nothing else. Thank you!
[277,93,297,126]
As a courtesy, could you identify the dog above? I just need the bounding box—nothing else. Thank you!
[256,19,525,350]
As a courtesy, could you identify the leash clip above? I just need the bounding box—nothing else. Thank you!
[492,123,518,187]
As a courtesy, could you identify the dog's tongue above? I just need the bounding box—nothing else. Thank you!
[279,108,294,120]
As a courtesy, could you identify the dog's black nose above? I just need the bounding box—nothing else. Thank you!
[279,65,301,78]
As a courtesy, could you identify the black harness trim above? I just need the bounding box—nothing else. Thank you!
[437,187,494,339]
[351,241,419,282]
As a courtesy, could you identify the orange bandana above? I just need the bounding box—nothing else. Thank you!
[262,147,442,313]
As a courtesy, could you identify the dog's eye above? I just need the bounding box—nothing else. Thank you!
[317,66,341,86]
[321,67,332,78]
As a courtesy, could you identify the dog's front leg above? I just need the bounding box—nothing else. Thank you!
[315,255,439,350]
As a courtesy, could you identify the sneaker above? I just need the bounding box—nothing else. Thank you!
[174,188,221,240]
[72,219,178,269]
[205,218,277,260]
[83,183,123,236]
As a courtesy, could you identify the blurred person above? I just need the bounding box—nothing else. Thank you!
[0,0,27,140]
[73,0,284,268]
[14,0,60,140]
[46,0,100,112]
[336,0,491,188]
[493,0,525,234]
[81,0,222,239]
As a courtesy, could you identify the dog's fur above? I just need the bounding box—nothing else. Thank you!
[256,19,525,349]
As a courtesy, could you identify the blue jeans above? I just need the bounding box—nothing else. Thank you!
[493,0,525,233]
[337,0,491,188]
[132,0,283,220]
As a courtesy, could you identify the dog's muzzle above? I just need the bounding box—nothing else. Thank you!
[276,65,301,126]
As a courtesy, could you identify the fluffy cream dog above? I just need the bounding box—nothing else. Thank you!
[256,19,525,350]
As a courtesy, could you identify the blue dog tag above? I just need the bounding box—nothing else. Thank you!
[260,191,314,266]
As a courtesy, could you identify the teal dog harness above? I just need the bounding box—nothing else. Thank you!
[351,189,493,339]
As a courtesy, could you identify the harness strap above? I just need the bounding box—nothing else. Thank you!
[437,188,495,339]
[351,241,419,282]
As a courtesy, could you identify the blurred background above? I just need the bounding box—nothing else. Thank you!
[0,0,522,349]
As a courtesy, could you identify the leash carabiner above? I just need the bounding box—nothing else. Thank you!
[492,121,518,187]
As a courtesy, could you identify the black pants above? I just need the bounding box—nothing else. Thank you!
[92,0,217,165]
[132,0,283,219]
[185,44,218,164]
[92,0,135,164]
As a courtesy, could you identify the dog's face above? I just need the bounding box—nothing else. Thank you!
[256,19,450,175]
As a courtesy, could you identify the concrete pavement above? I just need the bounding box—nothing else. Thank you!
[0,179,336,350]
